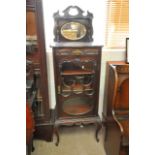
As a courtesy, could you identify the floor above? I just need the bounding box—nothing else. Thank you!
[31,125,106,155]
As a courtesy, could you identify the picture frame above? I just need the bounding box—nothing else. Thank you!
[125,37,129,63]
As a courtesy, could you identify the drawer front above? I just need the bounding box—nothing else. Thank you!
[54,48,100,56]
[116,65,129,74]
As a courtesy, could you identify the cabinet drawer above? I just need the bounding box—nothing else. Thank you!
[116,65,129,73]
[55,48,99,56]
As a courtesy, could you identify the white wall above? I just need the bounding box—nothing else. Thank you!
[42,0,126,117]
[98,49,125,117]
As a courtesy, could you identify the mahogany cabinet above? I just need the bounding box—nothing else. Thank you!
[51,6,102,146]
[103,61,129,155]
[53,44,102,145]
[26,0,53,141]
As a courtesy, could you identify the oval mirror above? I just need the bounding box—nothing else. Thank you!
[61,22,87,40]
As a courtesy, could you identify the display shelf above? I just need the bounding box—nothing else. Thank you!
[61,70,95,76]
[62,84,94,94]
[62,97,94,116]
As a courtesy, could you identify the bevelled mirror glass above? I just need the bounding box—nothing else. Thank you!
[53,6,93,42]
[61,22,87,40]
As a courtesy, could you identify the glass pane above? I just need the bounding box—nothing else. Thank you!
[61,22,87,40]
[26,11,38,58]
[26,11,37,36]
[62,97,94,116]
[61,61,95,72]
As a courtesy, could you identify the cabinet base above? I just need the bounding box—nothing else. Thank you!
[54,116,102,146]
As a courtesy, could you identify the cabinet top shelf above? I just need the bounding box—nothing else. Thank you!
[61,70,95,76]
[51,42,103,48]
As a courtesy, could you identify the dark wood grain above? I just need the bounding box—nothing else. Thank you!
[103,61,129,155]
[26,0,53,141]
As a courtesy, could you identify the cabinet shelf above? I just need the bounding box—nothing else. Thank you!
[62,97,94,116]
[61,70,95,76]
[62,88,93,93]
[62,84,93,92]
[61,83,94,96]
[61,90,94,97]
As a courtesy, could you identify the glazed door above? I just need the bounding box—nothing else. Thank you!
[53,47,101,119]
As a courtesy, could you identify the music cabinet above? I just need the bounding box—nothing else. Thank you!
[103,61,129,155]
[26,0,53,142]
[52,6,103,146]
[52,45,102,145]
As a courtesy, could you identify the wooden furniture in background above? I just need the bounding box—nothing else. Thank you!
[103,61,129,155]
[26,103,35,155]
[53,44,102,146]
[26,0,53,141]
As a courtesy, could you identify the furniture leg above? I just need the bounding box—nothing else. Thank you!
[32,142,35,152]
[103,122,108,141]
[95,122,102,142]
[54,126,59,146]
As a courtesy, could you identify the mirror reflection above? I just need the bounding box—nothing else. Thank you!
[61,22,87,40]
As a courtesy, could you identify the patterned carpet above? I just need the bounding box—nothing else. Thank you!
[31,125,106,155]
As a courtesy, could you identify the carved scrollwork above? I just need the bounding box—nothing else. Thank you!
[53,6,93,42]
[53,6,93,19]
